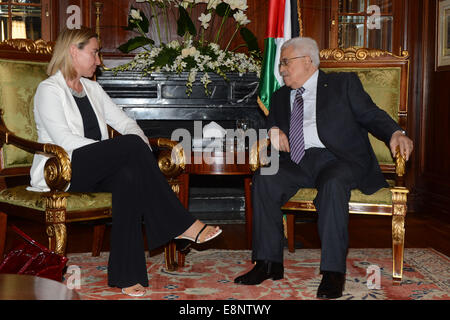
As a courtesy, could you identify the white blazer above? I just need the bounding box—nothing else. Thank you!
[28,70,149,191]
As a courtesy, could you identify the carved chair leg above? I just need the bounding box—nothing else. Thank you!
[164,241,178,271]
[92,224,106,257]
[45,192,68,255]
[0,212,7,262]
[392,215,405,285]
[244,177,253,249]
[46,223,67,255]
[391,188,408,285]
[178,251,185,268]
[172,177,189,270]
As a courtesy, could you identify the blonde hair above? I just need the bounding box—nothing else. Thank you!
[47,27,98,80]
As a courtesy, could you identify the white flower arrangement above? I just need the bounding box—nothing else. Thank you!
[114,0,261,96]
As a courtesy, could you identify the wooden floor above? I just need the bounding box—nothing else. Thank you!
[3,211,450,258]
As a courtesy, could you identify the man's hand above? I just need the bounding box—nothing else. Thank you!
[268,127,290,152]
[390,130,413,161]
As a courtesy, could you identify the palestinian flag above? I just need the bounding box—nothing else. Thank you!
[258,0,299,116]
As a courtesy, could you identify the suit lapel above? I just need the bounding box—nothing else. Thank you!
[316,70,330,138]
[281,86,292,131]
[316,70,329,112]
[273,86,292,135]
[54,71,85,136]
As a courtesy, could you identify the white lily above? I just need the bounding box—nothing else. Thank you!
[167,40,181,48]
[130,9,143,21]
[181,0,195,8]
[207,0,221,9]
[233,10,250,25]
[224,0,247,11]
[198,12,212,29]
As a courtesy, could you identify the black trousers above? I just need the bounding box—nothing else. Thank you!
[68,135,196,288]
[251,148,358,273]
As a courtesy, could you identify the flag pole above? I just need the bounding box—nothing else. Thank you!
[297,0,303,37]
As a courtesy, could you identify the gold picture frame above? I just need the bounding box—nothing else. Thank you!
[437,0,450,70]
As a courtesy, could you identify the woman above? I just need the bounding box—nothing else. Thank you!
[29,27,222,297]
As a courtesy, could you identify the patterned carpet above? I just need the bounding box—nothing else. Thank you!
[63,248,450,300]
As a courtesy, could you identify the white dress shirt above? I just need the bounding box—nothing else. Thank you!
[290,70,325,149]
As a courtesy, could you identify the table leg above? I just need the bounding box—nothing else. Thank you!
[178,173,190,268]
[178,173,190,209]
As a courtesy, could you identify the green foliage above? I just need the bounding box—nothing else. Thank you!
[119,36,154,54]
[177,6,197,37]
[114,1,262,96]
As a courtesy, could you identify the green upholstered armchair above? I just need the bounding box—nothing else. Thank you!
[250,47,410,284]
[0,39,187,271]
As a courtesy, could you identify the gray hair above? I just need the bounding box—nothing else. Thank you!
[281,37,320,67]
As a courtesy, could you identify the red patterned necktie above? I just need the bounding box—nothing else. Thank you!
[289,87,306,164]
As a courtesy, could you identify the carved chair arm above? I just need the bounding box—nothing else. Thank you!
[249,138,271,172]
[393,146,408,189]
[148,138,186,178]
[394,146,406,177]
[249,139,407,180]
[0,124,71,191]
[0,121,186,191]
[107,126,185,178]
[77,131,184,183]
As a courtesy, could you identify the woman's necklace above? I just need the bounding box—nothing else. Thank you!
[68,83,86,98]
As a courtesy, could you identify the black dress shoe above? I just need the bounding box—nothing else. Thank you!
[234,261,284,285]
[316,271,346,299]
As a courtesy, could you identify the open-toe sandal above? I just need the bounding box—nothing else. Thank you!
[176,224,222,244]
[121,287,146,297]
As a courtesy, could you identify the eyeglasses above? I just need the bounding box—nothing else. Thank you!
[278,56,308,68]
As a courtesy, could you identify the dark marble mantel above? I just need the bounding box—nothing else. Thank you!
[96,70,266,139]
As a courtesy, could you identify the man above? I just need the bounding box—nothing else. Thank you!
[234,37,413,299]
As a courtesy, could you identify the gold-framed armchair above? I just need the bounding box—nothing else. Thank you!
[0,39,187,271]
[251,47,410,284]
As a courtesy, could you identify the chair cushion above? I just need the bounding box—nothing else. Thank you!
[0,59,48,169]
[322,67,401,166]
[285,186,393,206]
[0,185,112,212]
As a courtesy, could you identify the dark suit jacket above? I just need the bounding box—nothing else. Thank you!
[267,70,401,195]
